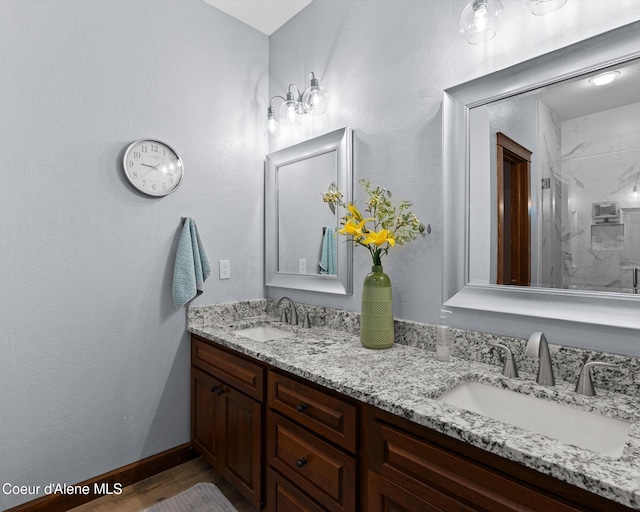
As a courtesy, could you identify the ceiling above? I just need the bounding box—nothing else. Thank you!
[204,0,313,35]
[535,58,640,121]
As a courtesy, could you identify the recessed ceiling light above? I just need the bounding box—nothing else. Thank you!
[588,71,621,86]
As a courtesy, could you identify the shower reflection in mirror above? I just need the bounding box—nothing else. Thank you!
[469,57,640,294]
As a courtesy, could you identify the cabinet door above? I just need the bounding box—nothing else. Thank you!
[220,383,263,510]
[191,367,224,471]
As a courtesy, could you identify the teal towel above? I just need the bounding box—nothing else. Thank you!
[173,218,211,308]
[319,227,337,275]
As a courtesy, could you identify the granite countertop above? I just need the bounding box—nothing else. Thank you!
[189,315,640,510]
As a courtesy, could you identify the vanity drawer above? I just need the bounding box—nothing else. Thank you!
[267,411,356,512]
[192,336,264,401]
[368,419,582,512]
[268,371,357,452]
[267,467,328,512]
[367,470,474,512]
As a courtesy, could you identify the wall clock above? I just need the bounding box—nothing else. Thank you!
[122,139,184,197]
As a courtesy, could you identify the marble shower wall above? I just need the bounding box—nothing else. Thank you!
[538,100,563,288]
[559,101,640,292]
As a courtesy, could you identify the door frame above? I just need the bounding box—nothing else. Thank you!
[496,132,532,286]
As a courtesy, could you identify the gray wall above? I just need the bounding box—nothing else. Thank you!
[3,0,640,509]
[0,1,267,508]
[266,0,640,322]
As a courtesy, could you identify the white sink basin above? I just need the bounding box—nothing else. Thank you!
[233,325,292,342]
[437,381,630,458]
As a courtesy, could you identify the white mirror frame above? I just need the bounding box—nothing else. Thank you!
[265,127,353,295]
[443,23,640,341]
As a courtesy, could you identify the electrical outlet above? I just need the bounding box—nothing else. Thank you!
[298,258,307,273]
[219,260,231,279]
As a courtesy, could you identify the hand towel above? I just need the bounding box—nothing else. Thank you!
[319,227,337,275]
[173,218,211,308]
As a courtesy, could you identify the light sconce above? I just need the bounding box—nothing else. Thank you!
[459,0,503,45]
[522,0,567,16]
[265,72,329,136]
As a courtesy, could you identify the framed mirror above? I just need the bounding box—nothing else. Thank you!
[265,127,353,294]
[443,22,640,334]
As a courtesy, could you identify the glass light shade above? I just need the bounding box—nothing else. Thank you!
[522,0,567,15]
[279,98,301,126]
[265,107,279,137]
[459,0,503,45]
[302,85,329,115]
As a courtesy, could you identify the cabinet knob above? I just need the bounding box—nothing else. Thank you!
[295,403,308,413]
[216,387,224,396]
[210,385,218,393]
[295,457,308,468]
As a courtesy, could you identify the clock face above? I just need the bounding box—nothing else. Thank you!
[123,139,183,197]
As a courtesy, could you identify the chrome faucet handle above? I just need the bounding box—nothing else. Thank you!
[276,296,298,325]
[575,361,621,396]
[526,332,555,386]
[289,304,299,325]
[488,342,519,378]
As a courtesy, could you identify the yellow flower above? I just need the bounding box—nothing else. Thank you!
[327,179,427,266]
[362,229,395,247]
[347,203,364,222]
[339,218,370,237]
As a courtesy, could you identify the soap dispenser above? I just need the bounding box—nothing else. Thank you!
[436,309,453,362]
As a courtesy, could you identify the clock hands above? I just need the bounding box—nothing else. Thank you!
[140,162,163,177]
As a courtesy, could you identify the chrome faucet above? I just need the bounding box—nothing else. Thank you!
[525,332,555,386]
[488,342,519,378]
[276,296,298,326]
[575,361,621,396]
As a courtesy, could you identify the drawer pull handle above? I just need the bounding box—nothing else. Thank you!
[295,457,308,468]
[210,385,225,396]
[295,403,308,413]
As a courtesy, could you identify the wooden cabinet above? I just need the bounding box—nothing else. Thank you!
[191,334,633,512]
[366,406,634,512]
[266,370,358,512]
[191,336,264,509]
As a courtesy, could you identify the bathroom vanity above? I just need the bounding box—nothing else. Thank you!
[188,301,640,512]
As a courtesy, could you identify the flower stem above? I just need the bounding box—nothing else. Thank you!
[372,248,382,266]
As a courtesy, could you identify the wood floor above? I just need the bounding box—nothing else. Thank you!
[67,457,257,512]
